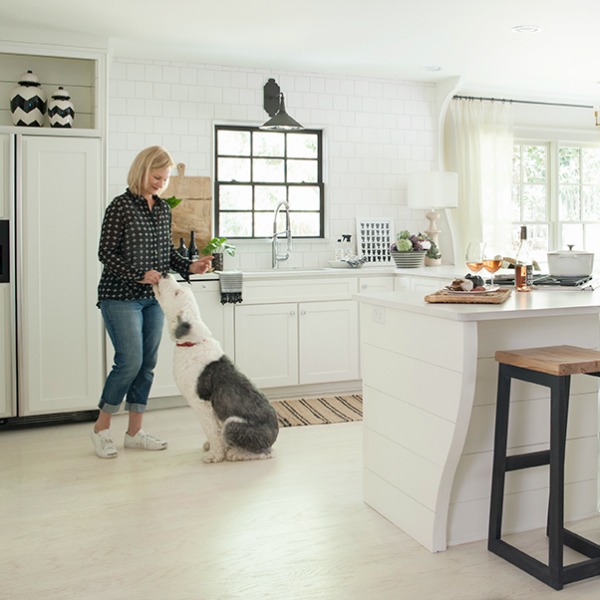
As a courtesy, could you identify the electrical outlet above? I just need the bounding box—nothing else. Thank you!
[372,305,385,324]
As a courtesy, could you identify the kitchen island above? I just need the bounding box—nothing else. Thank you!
[355,288,600,552]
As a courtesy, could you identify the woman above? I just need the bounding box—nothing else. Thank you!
[91,146,212,458]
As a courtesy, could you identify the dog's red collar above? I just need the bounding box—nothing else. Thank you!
[176,341,197,347]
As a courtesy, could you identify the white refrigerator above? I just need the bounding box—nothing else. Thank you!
[0,133,104,421]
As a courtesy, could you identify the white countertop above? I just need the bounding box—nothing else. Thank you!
[354,288,600,322]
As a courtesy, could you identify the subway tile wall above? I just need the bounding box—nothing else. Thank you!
[108,58,437,270]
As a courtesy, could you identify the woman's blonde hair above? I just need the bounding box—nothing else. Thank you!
[127,146,175,196]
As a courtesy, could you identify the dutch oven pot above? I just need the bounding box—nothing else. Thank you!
[547,245,594,277]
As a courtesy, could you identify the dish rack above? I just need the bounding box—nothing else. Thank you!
[356,218,393,265]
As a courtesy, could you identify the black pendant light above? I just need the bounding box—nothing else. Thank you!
[260,78,303,131]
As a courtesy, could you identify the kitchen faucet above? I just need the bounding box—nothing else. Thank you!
[272,200,292,268]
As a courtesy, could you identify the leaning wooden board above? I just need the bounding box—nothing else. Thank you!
[162,163,212,251]
[425,288,512,304]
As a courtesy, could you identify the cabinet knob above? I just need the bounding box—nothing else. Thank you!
[301,310,307,315]
[362,284,368,289]
[290,311,296,316]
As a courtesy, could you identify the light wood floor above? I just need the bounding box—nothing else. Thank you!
[1,406,599,600]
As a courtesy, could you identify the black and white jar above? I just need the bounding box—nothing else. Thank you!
[9,70,47,127]
[48,86,75,128]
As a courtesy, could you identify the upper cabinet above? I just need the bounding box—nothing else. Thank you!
[0,42,107,136]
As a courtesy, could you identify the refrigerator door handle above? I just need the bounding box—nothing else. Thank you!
[0,219,9,283]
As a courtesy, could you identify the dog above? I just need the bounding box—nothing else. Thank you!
[153,273,279,462]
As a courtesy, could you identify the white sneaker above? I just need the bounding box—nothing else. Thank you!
[91,429,118,459]
[124,429,167,451]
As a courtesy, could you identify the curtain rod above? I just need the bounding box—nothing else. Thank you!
[453,94,593,110]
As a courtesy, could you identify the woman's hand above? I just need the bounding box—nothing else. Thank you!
[138,269,162,285]
[189,256,213,275]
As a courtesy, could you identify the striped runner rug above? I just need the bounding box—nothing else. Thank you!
[274,394,363,427]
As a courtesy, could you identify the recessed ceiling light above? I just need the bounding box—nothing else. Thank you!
[423,66,442,72]
[512,25,542,34]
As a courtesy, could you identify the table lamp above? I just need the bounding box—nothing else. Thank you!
[407,171,459,251]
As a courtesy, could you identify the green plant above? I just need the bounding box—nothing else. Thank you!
[164,196,183,209]
[200,236,236,256]
[390,230,440,259]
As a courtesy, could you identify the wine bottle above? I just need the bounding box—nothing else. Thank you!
[188,231,199,260]
[177,236,188,258]
[515,225,532,292]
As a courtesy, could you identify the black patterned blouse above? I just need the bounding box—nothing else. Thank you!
[97,188,190,305]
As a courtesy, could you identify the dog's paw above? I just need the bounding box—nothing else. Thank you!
[226,447,273,461]
[202,451,225,463]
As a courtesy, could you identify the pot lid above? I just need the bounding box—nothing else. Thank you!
[548,245,594,257]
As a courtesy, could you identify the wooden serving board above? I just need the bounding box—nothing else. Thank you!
[425,288,512,304]
[162,163,212,251]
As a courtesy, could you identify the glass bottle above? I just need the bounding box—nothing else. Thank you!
[177,237,188,258]
[515,226,532,292]
[188,231,199,260]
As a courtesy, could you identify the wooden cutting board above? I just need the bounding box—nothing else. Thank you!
[425,288,512,304]
[162,163,212,251]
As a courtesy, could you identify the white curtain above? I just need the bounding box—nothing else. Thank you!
[444,99,514,260]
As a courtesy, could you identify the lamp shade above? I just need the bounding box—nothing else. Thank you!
[407,171,458,209]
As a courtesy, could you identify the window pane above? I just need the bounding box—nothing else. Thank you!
[289,186,320,210]
[523,145,546,183]
[218,130,250,156]
[219,184,252,209]
[584,224,600,254]
[253,131,284,157]
[582,148,600,184]
[218,157,250,182]
[582,185,600,220]
[288,133,318,158]
[511,184,521,220]
[255,186,286,210]
[558,147,580,184]
[521,184,546,220]
[220,212,253,237]
[561,223,583,249]
[255,212,274,237]
[512,147,521,184]
[291,212,320,236]
[559,184,580,220]
[253,158,284,182]
[287,159,317,183]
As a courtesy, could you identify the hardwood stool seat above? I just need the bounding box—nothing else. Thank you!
[489,345,600,590]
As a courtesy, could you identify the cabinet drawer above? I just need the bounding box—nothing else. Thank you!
[242,277,358,304]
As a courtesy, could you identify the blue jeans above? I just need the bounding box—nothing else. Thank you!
[99,298,164,414]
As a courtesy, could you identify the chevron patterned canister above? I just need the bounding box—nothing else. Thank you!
[48,86,75,128]
[9,70,47,127]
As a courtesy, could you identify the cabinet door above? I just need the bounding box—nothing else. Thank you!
[149,281,234,398]
[359,276,394,293]
[299,300,359,384]
[234,303,298,388]
[18,136,104,415]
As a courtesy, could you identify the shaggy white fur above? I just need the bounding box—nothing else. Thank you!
[153,274,279,462]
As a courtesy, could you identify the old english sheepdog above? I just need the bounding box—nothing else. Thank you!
[153,273,279,462]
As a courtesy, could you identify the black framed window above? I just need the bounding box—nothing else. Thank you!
[214,125,324,239]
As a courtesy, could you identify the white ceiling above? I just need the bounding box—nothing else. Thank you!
[2,0,600,105]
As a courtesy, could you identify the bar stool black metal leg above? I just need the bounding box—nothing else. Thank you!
[488,363,512,547]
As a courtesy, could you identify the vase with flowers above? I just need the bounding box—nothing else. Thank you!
[389,230,439,268]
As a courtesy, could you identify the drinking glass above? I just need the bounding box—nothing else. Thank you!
[482,244,503,287]
[465,242,484,274]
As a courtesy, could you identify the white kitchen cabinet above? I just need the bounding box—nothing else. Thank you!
[234,299,359,389]
[18,135,104,415]
[359,276,394,293]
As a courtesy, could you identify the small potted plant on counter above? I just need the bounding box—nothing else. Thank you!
[389,230,437,268]
[200,236,236,271]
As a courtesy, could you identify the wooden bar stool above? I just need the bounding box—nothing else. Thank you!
[489,345,600,590]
